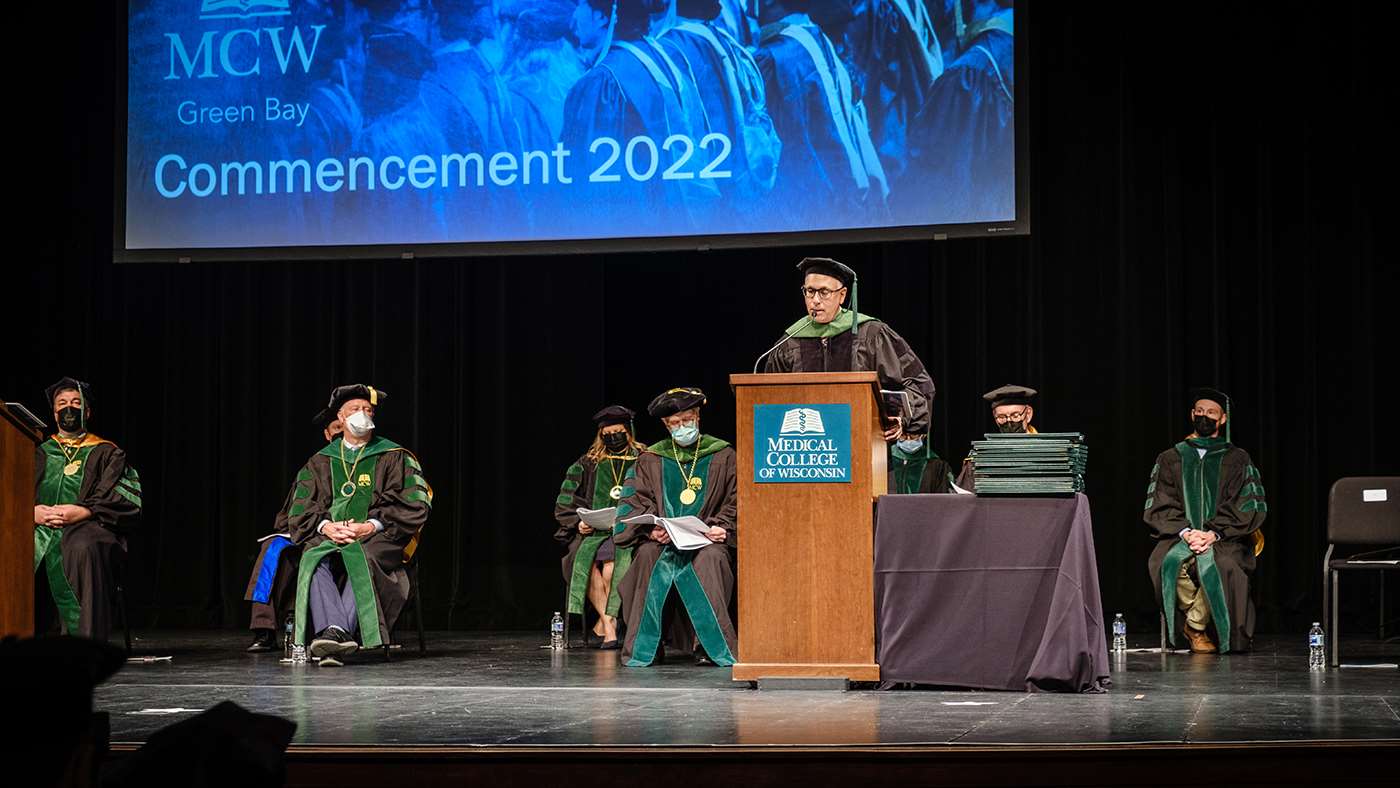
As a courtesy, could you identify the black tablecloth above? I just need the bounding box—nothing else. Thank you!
[874,493,1111,692]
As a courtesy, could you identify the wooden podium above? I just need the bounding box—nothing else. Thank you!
[1,402,41,638]
[728,372,885,682]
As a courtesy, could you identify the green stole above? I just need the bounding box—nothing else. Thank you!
[293,436,402,648]
[783,308,877,338]
[889,443,930,495]
[565,454,638,618]
[1159,436,1235,652]
[34,437,109,634]
[625,436,736,667]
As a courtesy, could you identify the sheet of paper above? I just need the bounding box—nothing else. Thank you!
[256,533,292,543]
[950,481,974,495]
[621,514,714,550]
[576,507,617,529]
[1362,489,1388,502]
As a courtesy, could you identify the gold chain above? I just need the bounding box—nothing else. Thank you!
[55,435,86,464]
[338,439,366,493]
[669,439,700,488]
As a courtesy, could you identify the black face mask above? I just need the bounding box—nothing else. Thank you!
[57,406,84,432]
[1192,415,1219,437]
[997,421,1026,434]
[602,432,630,452]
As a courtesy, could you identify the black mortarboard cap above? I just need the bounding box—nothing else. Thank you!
[796,257,856,289]
[647,387,707,418]
[45,377,92,408]
[983,384,1037,407]
[312,384,386,426]
[592,405,636,427]
[1188,387,1230,412]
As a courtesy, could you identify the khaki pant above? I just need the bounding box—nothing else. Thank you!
[1176,556,1213,631]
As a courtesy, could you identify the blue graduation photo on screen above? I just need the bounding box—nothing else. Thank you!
[125,1,1016,250]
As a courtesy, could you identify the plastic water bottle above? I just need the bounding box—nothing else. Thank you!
[290,642,307,664]
[1308,622,1325,669]
[1112,613,1127,653]
[550,611,565,650]
[283,615,294,660]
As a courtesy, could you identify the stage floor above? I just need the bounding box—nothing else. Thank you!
[101,632,1400,750]
[97,631,1398,748]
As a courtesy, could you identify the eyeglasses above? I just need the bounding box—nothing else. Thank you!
[993,409,1029,424]
[800,286,846,301]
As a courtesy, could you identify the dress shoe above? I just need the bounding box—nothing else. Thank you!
[695,653,716,666]
[245,629,276,653]
[1184,626,1217,654]
[310,625,360,665]
[599,639,620,651]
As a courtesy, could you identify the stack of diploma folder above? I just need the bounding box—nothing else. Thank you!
[970,432,1088,495]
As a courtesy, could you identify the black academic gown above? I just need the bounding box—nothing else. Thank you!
[1144,443,1266,652]
[33,436,140,641]
[285,439,431,643]
[888,444,954,494]
[614,439,739,665]
[763,315,935,435]
[243,486,301,632]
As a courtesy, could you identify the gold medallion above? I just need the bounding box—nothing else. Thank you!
[609,485,624,501]
[688,476,703,491]
[679,488,697,506]
[63,461,81,476]
[340,481,357,497]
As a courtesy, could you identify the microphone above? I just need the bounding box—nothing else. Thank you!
[752,316,813,373]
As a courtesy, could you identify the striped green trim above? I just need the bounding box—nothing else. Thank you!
[115,485,142,507]
[560,479,580,492]
[293,484,312,500]
[1246,464,1261,479]
[1146,481,1157,494]
[555,493,574,506]
[405,488,432,505]
[120,468,142,492]
[404,455,423,472]
[1144,497,1154,511]
[297,468,314,483]
[289,502,307,517]
[1240,499,1268,513]
[565,463,584,477]
[1240,482,1266,498]
[406,473,429,490]
[615,502,633,531]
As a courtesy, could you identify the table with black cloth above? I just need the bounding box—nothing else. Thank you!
[874,493,1111,692]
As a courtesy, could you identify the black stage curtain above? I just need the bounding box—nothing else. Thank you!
[8,4,1396,634]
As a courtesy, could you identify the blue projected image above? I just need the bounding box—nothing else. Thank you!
[125,0,1015,250]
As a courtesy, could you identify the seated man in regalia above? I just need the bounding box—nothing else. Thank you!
[1144,388,1266,654]
[285,385,432,666]
[614,387,739,667]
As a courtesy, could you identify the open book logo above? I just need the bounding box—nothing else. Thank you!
[779,408,825,436]
[199,0,291,20]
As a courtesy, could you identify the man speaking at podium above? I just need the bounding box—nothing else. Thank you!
[761,257,935,438]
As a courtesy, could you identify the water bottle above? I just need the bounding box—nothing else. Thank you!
[290,642,307,665]
[1308,622,1325,669]
[1112,613,1127,653]
[283,615,295,660]
[550,611,565,650]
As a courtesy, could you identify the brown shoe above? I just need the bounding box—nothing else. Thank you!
[1184,626,1217,654]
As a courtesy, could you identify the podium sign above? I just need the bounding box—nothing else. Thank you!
[752,403,853,483]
